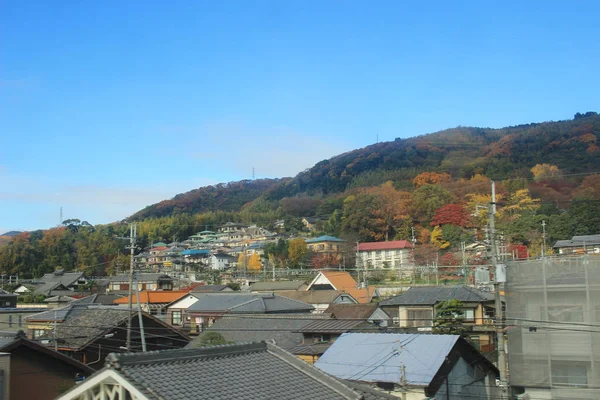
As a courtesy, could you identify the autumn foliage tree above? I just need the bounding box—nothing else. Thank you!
[413,172,452,188]
[430,204,471,227]
[531,164,561,182]
[247,253,262,272]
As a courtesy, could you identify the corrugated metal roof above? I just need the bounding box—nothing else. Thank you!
[315,333,459,386]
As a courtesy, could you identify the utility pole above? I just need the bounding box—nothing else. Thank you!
[541,220,547,258]
[400,363,407,400]
[489,181,508,397]
[118,224,137,351]
[134,273,147,352]
[53,309,58,351]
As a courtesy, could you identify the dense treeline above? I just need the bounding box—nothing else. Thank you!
[1,113,599,277]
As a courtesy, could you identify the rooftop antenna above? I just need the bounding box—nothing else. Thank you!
[60,207,63,225]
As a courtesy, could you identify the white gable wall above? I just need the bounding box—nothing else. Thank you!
[307,273,336,290]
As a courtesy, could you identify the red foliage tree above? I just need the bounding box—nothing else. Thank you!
[430,204,471,227]
[440,252,459,266]
[508,244,528,260]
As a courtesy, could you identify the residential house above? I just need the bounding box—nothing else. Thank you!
[301,217,320,232]
[180,249,210,265]
[218,222,249,233]
[25,294,121,339]
[292,305,391,363]
[307,270,379,304]
[0,306,51,335]
[210,252,237,270]
[33,269,88,297]
[0,332,93,400]
[12,283,38,294]
[186,314,328,350]
[357,240,414,272]
[553,233,600,255]
[324,303,390,327]
[378,286,497,354]
[315,333,500,400]
[0,289,17,308]
[250,280,308,292]
[189,230,216,242]
[506,257,600,399]
[53,307,191,368]
[184,293,314,333]
[305,235,345,254]
[278,290,358,313]
[43,294,78,308]
[39,269,88,291]
[106,273,173,293]
[56,342,393,400]
[191,284,233,293]
[113,290,189,317]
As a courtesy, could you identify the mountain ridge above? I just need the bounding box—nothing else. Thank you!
[131,112,600,220]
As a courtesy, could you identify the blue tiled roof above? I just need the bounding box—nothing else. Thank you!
[315,333,459,386]
[181,249,210,256]
[305,236,345,243]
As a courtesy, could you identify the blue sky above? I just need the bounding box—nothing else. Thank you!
[1,1,599,233]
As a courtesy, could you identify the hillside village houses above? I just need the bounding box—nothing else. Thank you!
[5,221,599,399]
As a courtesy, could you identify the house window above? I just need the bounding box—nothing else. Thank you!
[407,309,433,327]
[314,334,332,343]
[463,309,475,321]
[172,311,182,325]
[32,329,47,339]
[551,361,588,387]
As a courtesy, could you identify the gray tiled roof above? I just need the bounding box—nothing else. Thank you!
[187,293,314,313]
[297,319,365,334]
[324,304,379,320]
[287,342,332,356]
[107,273,172,282]
[54,307,132,350]
[278,290,353,304]
[341,381,399,400]
[102,342,362,400]
[249,280,307,291]
[33,281,68,296]
[190,284,230,293]
[39,271,85,287]
[379,286,494,306]
[187,315,323,349]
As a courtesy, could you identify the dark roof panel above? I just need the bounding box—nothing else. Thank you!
[379,286,494,306]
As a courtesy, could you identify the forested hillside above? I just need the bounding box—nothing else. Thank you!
[1,112,599,278]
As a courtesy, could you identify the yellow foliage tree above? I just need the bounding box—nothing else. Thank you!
[248,253,262,272]
[504,189,540,218]
[288,238,307,267]
[430,225,450,249]
[413,172,452,188]
[530,164,561,181]
[465,193,505,227]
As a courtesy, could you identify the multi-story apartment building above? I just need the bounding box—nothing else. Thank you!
[357,240,414,270]
[506,257,600,399]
